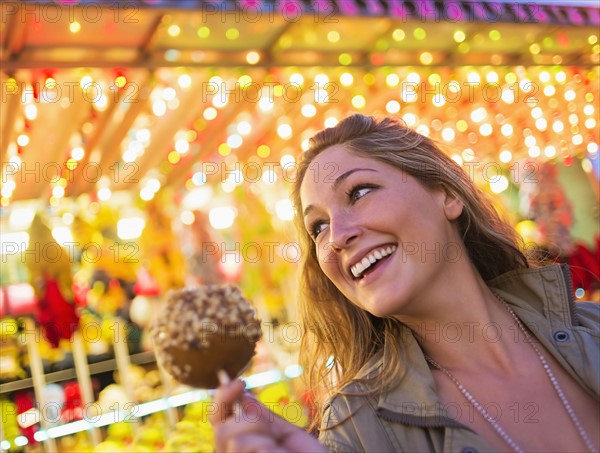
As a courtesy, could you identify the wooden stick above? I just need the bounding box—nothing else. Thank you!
[217,369,241,417]
[24,317,57,453]
[0,398,6,452]
[71,331,101,445]
[216,370,230,385]
[156,364,178,429]
[112,317,140,434]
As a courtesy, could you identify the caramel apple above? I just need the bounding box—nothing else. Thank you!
[151,284,262,388]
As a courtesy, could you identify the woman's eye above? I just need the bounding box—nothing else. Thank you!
[347,184,377,203]
[309,221,327,239]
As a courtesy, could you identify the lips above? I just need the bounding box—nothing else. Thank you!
[350,245,397,279]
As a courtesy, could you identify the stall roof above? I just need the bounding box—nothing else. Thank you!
[10,0,600,23]
[0,1,598,204]
[1,1,599,69]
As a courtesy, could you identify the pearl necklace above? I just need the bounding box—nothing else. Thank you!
[425,295,598,453]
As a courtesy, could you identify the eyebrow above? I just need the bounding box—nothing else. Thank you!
[303,168,378,217]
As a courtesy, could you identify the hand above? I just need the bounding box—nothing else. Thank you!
[210,378,329,453]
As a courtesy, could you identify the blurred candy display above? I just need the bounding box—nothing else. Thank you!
[1,1,599,451]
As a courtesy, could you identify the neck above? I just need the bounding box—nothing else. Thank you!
[400,264,522,377]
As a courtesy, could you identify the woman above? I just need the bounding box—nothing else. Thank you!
[211,114,599,452]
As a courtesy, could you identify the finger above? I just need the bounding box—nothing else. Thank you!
[210,378,246,426]
[223,433,287,453]
[239,393,270,418]
[264,405,329,452]
[214,418,275,452]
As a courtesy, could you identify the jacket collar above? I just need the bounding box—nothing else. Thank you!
[486,263,576,327]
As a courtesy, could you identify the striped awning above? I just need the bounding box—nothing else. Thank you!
[14,0,600,26]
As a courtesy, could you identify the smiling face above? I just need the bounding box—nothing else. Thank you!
[300,144,465,319]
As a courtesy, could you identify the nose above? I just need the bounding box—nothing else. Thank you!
[327,213,361,251]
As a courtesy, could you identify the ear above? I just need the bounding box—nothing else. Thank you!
[441,190,464,221]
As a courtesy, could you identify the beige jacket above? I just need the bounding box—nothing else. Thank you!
[318,264,600,452]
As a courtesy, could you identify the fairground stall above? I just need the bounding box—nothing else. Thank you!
[0,0,598,451]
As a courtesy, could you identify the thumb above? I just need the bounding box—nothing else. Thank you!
[210,378,246,426]
[237,391,275,422]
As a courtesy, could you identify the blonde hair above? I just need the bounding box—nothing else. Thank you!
[290,114,529,430]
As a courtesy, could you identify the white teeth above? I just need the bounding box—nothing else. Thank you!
[350,245,397,279]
